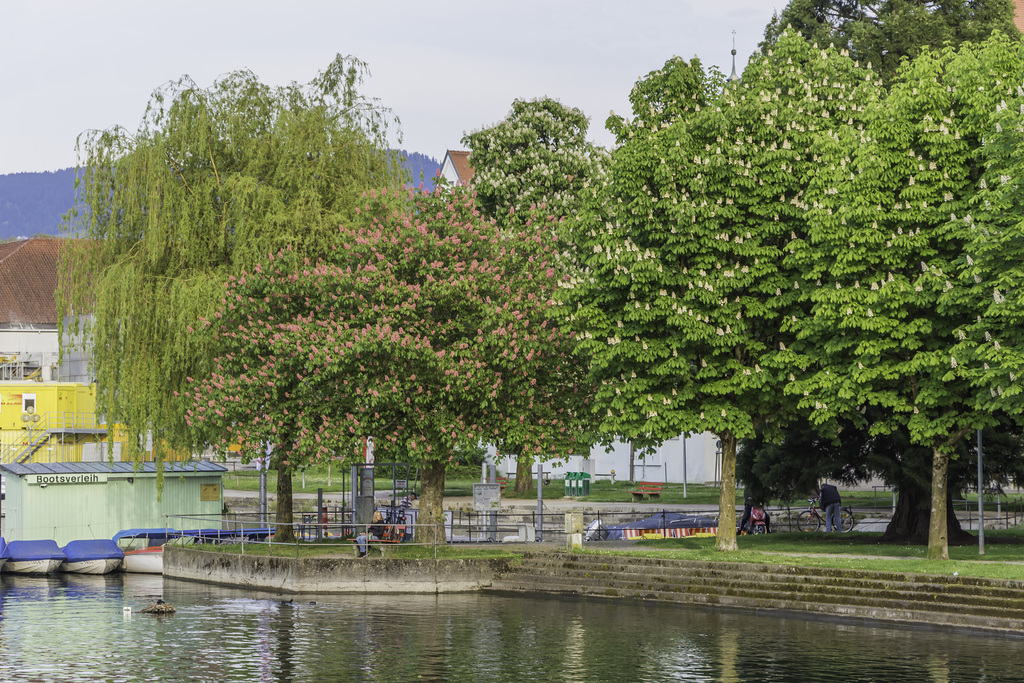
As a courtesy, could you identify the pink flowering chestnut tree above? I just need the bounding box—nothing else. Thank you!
[184,186,593,540]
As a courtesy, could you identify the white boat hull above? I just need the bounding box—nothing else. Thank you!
[62,558,123,575]
[4,559,64,574]
[122,547,163,574]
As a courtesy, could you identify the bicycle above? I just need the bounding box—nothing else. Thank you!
[796,497,855,532]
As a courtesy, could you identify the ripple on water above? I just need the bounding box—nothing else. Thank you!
[2,574,1024,682]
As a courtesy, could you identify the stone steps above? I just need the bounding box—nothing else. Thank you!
[487,553,1024,633]
[524,555,1024,605]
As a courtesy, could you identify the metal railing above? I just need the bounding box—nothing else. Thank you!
[0,412,108,464]
[164,513,449,559]
[953,496,1024,530]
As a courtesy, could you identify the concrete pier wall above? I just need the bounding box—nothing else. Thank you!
[165,547,1024,634]
[164,546,515,594]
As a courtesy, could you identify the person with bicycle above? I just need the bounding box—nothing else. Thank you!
[818,482,842,532]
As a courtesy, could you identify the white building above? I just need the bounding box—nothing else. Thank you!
[496,432,724,484]
[0,237,90,383]
[439,150,475,187]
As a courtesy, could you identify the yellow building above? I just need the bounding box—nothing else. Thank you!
[0,381,108,465]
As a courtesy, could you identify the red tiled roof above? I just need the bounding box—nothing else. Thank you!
[447,150,476,185]
[0,237,63,325]
[1016,0,1024,33]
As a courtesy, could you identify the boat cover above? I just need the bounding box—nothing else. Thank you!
[113,527,272,545]
[6,539,66,562]
[62,539,124,562]
[112,529,182,546]
[586,512,719,541]
[0,536,7,559]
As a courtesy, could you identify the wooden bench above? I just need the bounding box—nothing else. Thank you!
[630,482,664,502]
[347,527,405,557]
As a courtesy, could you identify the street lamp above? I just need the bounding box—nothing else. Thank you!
[21,407,40,458]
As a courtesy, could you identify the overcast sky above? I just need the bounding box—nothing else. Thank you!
[0,1,782,175]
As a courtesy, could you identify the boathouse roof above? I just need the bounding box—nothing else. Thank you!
[0,460,227,477]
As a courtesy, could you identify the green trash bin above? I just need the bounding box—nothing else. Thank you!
[580,473,591,496]
[564,472,575,497]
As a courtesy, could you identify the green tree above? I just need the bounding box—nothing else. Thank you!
[606,55,725,142]
[565,35,876,551]
[58,55,405,538]
[956,35,1024,473]
[463,97,606,491]
[762,0,1018,82]
[790,35,1023,559]
[739,415,1024,541]
[185,187,593,537]
[463,97,606,234]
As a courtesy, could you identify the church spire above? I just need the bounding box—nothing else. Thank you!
[729,30,740,82]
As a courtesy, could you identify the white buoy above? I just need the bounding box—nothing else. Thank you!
[123,606,132,617]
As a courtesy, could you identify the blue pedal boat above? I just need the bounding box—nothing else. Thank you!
[61,539,125,574]
[3,539,66,574]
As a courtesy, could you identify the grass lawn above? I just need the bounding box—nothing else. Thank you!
[599,528,1024,581]
[187,527,1024,582]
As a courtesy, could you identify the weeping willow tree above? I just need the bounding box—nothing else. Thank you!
[58,54,405,538]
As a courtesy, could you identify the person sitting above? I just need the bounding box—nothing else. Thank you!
[355,511,387,558]
[749,504,772,533]
[739,485,772,534]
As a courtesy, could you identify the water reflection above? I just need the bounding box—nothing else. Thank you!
[0,573,1022,682]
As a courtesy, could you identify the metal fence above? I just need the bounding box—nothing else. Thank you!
[953,496,1024,530]
[157,496,1024,552]
[164,512,449,559]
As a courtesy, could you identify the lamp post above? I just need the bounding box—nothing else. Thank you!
[978,428,985,556]
[21,407,40,459]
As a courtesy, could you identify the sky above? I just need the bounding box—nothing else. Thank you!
[0,1,783,175]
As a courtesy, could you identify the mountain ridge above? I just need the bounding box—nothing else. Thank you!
[0,151,441,241]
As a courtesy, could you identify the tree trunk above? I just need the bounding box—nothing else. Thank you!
[275,454,295,543]
[716,432,738,552]
[883,480,968,544]
[927,446,950,560]
[514,452,533,494]
[883,485,930,541]
[417,459,446,544]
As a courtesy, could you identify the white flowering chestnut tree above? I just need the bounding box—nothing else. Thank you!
[793,35,1023,559]
[463,97,607,491]
[565,34,875,551]
[463,97,607,235]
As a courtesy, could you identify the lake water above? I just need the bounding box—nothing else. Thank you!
[0,572,1022,682]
